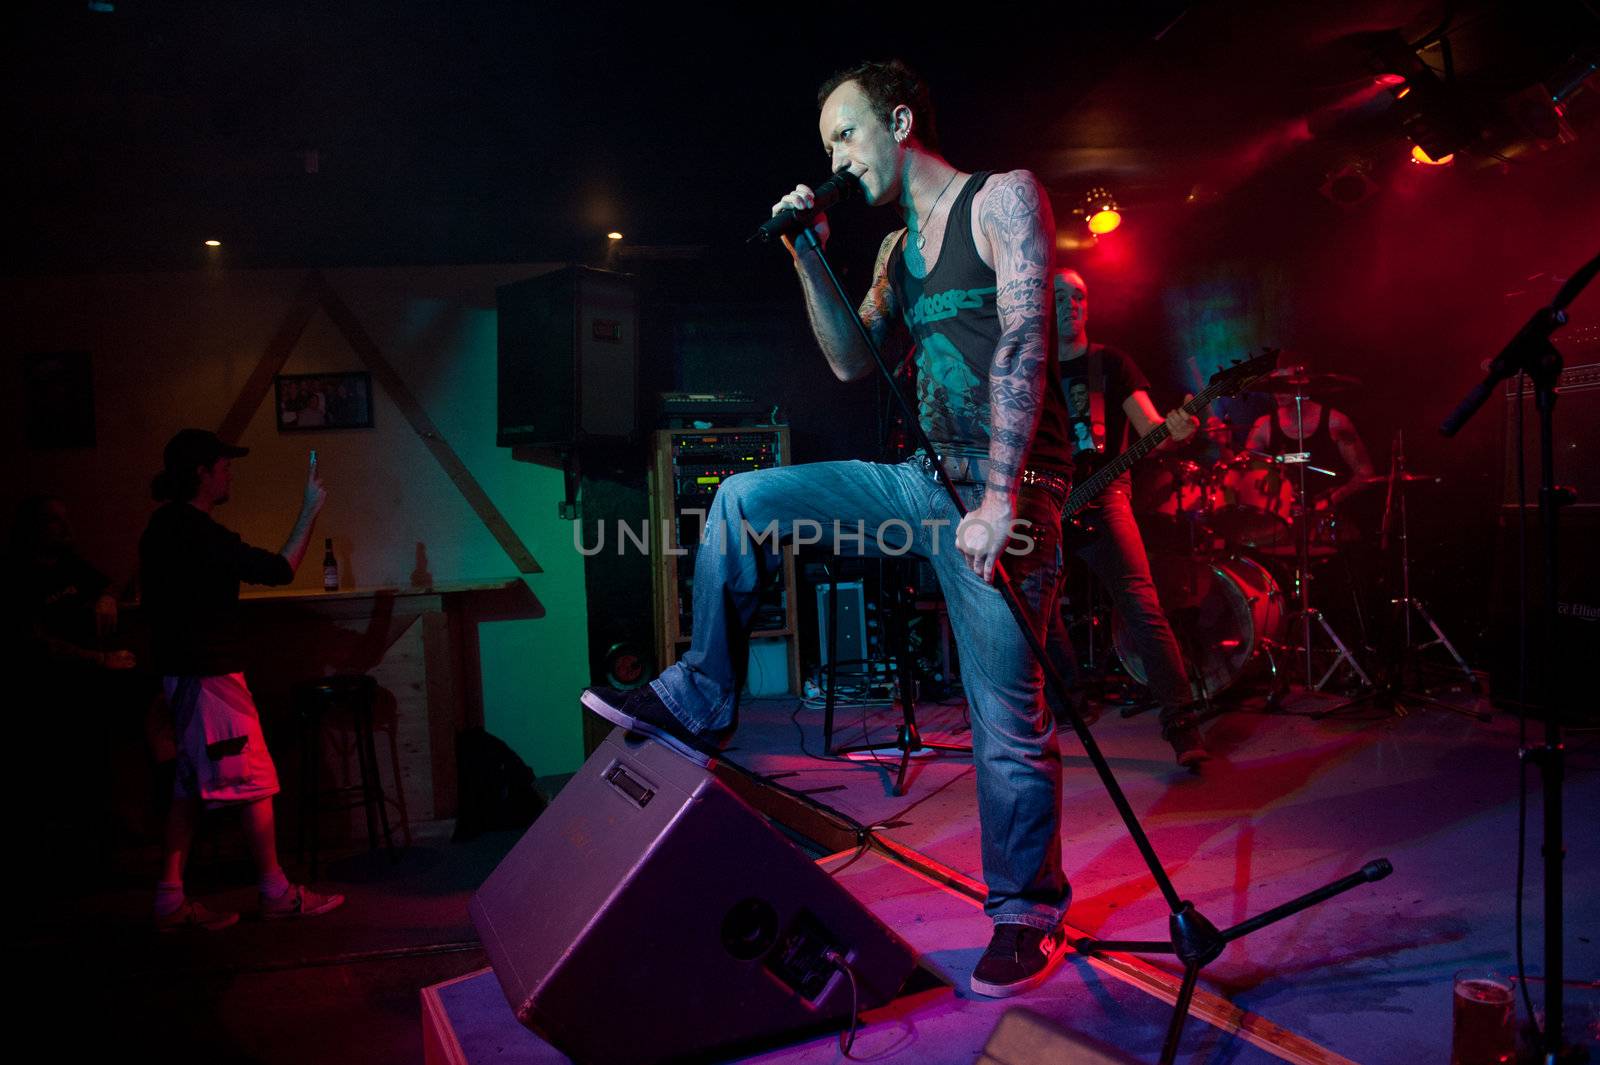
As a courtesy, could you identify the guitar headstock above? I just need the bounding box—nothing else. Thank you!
[1207,347,1281,397]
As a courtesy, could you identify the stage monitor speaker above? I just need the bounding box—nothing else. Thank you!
[469,730,918,1064]
[497,266,638,448]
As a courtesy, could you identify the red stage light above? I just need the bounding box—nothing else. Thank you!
[1410,144,1454,166]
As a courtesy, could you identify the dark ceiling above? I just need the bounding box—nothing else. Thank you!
[9,1,1598,273]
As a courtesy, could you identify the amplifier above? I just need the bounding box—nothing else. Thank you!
[1493,359,1598,716]
[1489,505,1598,719]
[1502,360,1599,510]
[816,580,868,669]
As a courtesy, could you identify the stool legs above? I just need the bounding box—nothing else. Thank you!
[297,674,403,876]
[352,705,396,859]
[298,704,324,882]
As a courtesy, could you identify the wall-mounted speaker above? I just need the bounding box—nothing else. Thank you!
[497,266,638,448]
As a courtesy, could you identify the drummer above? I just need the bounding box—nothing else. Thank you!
[1241,362,1375,515]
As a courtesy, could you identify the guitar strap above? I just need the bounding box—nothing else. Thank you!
[1086,342,1107,453]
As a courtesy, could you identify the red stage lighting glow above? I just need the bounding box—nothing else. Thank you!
[1375,74,1406,87]
[1087,209,1122,235]
[1410,144,1454,166]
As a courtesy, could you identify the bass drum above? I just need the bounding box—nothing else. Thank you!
[1114,554,1284,696]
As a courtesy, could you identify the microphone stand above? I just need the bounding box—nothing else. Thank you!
[789,224,1392,1064]
[1438,248,1599,1064]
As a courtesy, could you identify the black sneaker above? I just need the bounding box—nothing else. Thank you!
[970,922,1069,998]
[1161,713,1211,770]
[581,685,719,765]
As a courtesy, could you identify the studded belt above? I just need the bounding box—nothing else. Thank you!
[911,452,1070,495]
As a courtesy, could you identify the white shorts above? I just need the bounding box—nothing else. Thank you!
[165,673,281,809]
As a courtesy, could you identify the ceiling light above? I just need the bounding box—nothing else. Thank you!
[1079,187,1121,235]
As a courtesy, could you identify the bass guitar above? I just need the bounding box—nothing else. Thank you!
[1062,348,1280,541]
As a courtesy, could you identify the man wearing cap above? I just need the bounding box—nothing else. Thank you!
[140,429,344,930]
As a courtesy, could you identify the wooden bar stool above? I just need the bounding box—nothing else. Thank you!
[294,673,397,879]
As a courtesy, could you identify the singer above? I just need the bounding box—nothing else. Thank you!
[583,59,1077,996]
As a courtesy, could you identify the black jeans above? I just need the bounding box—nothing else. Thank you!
[1047,486,1192,718]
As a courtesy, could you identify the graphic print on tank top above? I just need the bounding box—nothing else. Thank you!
[907,300,992,447]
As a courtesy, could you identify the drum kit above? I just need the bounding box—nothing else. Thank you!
[1118,364,1475,712]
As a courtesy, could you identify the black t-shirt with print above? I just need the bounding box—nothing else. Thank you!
[1059,342,1151,493]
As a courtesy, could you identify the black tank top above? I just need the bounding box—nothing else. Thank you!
[889,172,1073,474]
[1269,406,1351,482]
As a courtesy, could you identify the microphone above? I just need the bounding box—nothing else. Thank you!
[748,170,861,244]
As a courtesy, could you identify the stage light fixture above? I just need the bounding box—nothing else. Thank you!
[203,239,222,247]
[606,231,623,241]
[1080,186,1121,235]
[1364,31,1474,164]
[1410,144,1454,166]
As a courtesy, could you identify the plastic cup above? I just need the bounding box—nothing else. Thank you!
[1451,968,1517,1065]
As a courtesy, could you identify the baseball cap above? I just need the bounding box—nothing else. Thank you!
[162,428,250,473]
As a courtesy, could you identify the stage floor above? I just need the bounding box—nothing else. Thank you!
[433,681,1600,1064]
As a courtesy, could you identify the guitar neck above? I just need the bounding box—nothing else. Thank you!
[1065,385,1221,514]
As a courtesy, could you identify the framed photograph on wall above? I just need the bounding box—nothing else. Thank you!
[274,371,374,431]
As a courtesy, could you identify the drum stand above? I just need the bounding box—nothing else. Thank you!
[1314,431,1485,721]
[1267,390,1371,701]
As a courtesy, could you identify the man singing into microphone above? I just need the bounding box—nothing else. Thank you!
[584,59,1077,996]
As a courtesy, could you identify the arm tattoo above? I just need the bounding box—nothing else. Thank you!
[979,170,1054,500]
[1330,412,1374,475]
[796,228,903,380]
[858,229,907,356]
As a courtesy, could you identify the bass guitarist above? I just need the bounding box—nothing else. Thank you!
[1045,268,1207,767]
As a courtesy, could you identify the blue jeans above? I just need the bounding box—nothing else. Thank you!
[651,458,1070,928]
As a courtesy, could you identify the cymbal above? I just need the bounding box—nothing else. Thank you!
[1246,370,1362,396]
